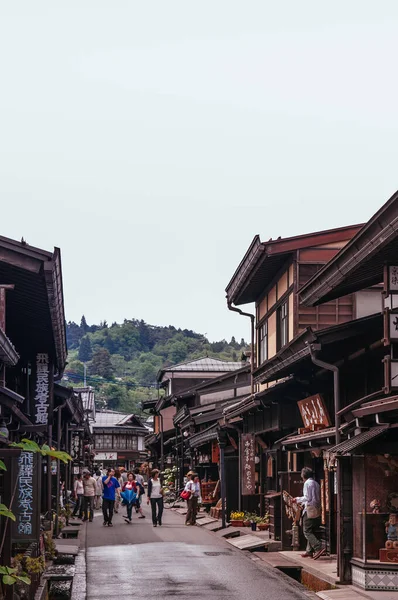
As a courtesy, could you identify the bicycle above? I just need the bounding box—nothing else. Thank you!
[163,487,185,509]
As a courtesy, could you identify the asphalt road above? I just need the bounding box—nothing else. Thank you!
[85,503,312,600]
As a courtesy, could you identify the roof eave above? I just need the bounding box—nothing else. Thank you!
[300,191,398,306]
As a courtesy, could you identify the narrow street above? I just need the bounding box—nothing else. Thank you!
[85,505,311,600]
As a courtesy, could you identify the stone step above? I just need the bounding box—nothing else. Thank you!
[317,588,372,600]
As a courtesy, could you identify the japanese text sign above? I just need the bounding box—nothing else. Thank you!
[298,394,331,428]
[241,433,255,496]
[12,452,40,541]
[34,353,53,426]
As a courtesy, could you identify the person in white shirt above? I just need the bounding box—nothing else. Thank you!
[72,474,84,518]
[295,467,325,560]
[147,469,163,527]
[185,474,201,526]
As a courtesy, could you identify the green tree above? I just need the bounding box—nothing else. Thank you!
[80,315,89,334]
[136,361,158,385]
[78,335,93,362]
[90,348,114,379]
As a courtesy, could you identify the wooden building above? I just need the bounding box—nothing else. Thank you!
[92,410,148,471]
[0,236,71,598]
[297,190,398,591]
[223,225,383,547]
[144,357,244,468]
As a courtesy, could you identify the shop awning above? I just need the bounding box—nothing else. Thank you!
[351,396,398,418]
[277,427,336,449]
[326,425,390,459]
[189,424,218,448]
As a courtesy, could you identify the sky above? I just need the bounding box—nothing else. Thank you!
[1,2,398,343]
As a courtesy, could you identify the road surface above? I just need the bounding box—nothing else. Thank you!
[85,503,313,600]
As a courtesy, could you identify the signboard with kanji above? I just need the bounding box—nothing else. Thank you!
[33,353,53,426]
[241,433,255,496]
[11,452,41,542]
[297,394,331,428]
[385,266,398,294]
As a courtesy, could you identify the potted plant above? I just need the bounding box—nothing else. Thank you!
[243,512,252,527]
[258,513,270,531]
[230,511,245,527]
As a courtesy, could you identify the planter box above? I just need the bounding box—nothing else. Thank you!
[230,520,244,527]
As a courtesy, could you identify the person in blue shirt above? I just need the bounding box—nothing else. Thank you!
[102,468,120,527]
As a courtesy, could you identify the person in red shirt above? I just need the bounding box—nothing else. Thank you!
[122,472,139,524]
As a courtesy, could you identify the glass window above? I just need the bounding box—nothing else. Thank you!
[126,436,138,450]
[103,434,113,449]
[277,301,288,350]
[259,322,268,364]
[114,435,126,449]
[95,435,103,449]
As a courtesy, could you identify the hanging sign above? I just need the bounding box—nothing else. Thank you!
[34,353,53,426]
[298,394,331,429]
[385,266,398,295]
[241,433,255,496]
[12,452,41,541]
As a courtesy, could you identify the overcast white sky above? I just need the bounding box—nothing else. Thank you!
[1,2,397,342]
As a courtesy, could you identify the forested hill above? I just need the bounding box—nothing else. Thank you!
[64,316,248,413]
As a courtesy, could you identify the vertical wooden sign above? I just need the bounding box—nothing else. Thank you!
[241,433,255,496]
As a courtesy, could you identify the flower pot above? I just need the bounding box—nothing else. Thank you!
[243,521,250,527]
[251,522,257,531]
[230,520,244,527]
[258,523,269,531]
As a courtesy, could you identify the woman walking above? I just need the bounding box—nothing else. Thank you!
[121,472,139,524]
[147,469,163,527]
[185,474,201,526]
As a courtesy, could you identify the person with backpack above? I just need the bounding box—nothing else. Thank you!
[147,469,163,527]
[121,472,139,524]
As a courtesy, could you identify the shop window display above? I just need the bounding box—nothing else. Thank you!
[352,454,398,564]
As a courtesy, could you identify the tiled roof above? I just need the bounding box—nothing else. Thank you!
[165,357,244,373]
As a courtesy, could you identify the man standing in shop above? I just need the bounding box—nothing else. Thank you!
[295,467,325,560]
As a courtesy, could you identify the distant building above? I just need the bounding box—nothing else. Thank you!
[92,410,149,471]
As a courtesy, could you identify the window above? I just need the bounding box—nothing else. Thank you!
[95,434,104,449]
[126,436,138,450]
[277,301,288,350]
[259,322,268,364]
[114,435,127,449]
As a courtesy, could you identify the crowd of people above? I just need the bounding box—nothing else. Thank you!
[69,467,203,528]
[71,466,148,526]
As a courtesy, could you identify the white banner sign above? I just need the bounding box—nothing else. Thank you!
[95,452,118,461]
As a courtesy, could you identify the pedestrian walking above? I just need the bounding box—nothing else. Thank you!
[121,472,139,524]
[94,470,103,510]
[133,468,146,519]
[120,467,128,483]
[114,469,124,513]
[102,468,121,527]
[72,474,84,518]
[185,474,201,526]
[147,469,163,527]
[82,472,97,522]
[295,467,325,560]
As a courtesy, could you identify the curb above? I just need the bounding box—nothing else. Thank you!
[71,521,87,600]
